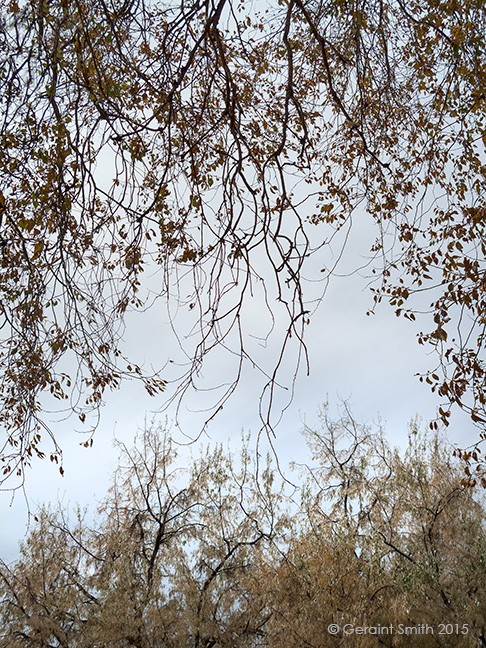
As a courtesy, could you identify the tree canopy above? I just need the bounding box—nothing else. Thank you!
[1,0,486,480]
[1,415,485,646]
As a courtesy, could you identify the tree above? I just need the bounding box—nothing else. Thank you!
[261,406,486,647]
[2,414,486,647]
[1,0,486,479]
[0,424,284,647]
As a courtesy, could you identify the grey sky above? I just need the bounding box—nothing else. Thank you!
[0,231,477,563]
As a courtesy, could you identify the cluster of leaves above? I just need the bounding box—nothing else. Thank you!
[1,0,486,479]
[1,411,486,647]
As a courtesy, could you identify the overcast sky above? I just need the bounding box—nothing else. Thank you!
[1,211,478,564]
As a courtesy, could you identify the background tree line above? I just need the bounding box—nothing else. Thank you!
[1,408,485,647]
[1,0,486,481]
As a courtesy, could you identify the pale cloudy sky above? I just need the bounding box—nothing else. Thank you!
[0,214,478,564]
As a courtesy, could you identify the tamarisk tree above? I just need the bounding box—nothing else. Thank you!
[1,415,485,646]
